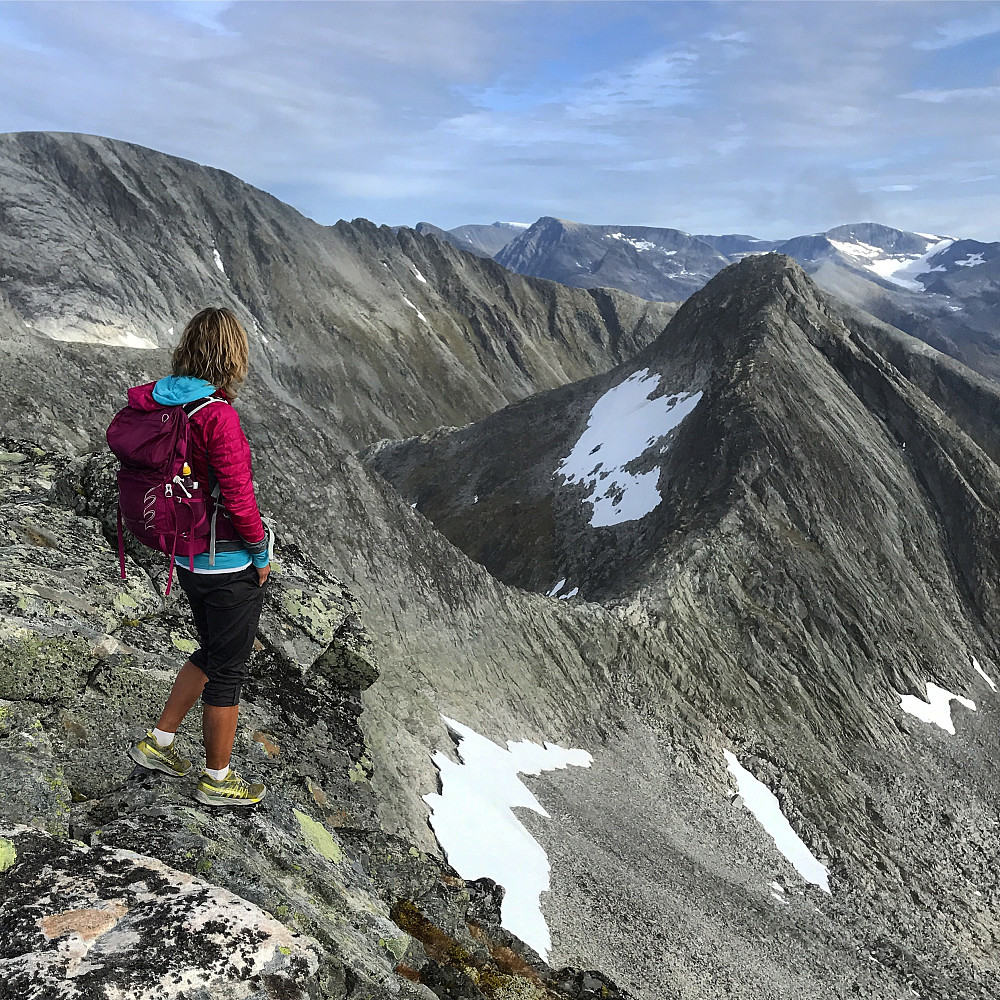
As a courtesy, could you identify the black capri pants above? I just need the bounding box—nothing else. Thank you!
[176,564,266,706]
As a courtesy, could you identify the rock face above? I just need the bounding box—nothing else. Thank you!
[1,826,325,1000]
[4,132,1000,1000]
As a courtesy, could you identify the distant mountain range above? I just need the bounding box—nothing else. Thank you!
[417,217,1000,380]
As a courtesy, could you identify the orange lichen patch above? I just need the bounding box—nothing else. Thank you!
[395,963,421,983]
[252,731,280,757]
[306,778,328,806]
[60,714,88,742]
[440,874,465,889]
[324,808,351,828]
[40,903,127,942]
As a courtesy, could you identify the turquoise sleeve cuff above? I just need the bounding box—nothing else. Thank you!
[252,550,270,569]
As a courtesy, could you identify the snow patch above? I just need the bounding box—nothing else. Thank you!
[412,266,428,283]
[724,751,831,894]
[899,682,975,734]
[606,232,659,252]
[212,248,226,276]
[972,657,996,692]
[423,717,592,959]
[45,324,158,350]
[829,236,955,291]
[558,587,579,600]
[402,296,429,325]
[546,579,567,598]
[557,369,702,527]
[955,253,985,267]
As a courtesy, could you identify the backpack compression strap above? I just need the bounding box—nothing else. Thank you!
[181,393,228,567]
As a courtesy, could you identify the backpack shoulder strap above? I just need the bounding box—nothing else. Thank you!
[181,394,228,419]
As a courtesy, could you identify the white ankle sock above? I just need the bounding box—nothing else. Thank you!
[152,728,175,747]
[204,764,230,781]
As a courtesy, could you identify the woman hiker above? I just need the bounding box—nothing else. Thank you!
[127,307,271,806]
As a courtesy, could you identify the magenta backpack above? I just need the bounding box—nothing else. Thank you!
[107,394,224,595]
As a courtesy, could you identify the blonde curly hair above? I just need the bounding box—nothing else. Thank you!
[172,307,249,398]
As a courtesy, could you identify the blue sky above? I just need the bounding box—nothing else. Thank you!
[1,1,998,239]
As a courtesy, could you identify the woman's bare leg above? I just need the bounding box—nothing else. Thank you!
[203,704,240,770]
[155,660,208,732]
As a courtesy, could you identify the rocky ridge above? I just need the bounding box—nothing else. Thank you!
[414,222,526,259]
[0,132,675,452]
[0,443,630,1000]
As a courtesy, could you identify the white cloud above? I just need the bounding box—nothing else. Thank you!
[914,8,1000,50]
[899,86,1000,104]
[0,0,997,240]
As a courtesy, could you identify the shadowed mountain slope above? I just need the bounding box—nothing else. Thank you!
[494,217,728,302]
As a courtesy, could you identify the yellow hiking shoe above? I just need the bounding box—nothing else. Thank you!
[194,769,267,807]
[129,731,192,777]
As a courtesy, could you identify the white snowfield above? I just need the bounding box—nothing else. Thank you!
[423,717,593,959]
[899,682,976,734]
[605,231,659,252]
[955,253,985,268]
[557,368,702,527]
[402,295,429,325]
[724,751,831,894]
[43,322,158,350]
[828,235,954,292]
[212,247,226,275]
[973,656,997,692]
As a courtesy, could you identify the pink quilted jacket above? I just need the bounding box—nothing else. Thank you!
[127,382,266,549]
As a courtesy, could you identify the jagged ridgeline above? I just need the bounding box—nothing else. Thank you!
[1,131,998,1000]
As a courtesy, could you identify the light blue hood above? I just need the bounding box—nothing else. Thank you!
[152,376,217,405]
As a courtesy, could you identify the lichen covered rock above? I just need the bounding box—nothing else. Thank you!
[0,825,324,999]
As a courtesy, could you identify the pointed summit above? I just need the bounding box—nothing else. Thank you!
[367,251,1000,642]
